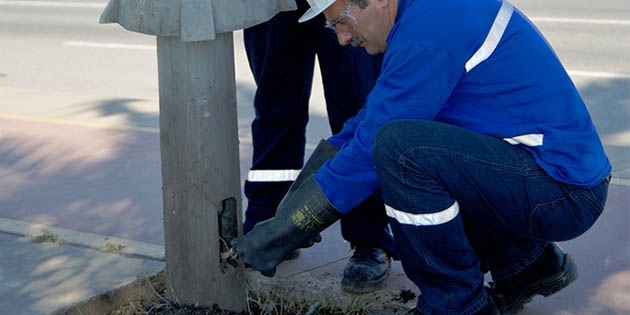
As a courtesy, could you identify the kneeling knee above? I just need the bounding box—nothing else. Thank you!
[373,120,413,166]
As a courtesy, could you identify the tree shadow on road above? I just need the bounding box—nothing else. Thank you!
[0,83,272,245]
[67,97,159,129]
[0,112,164,244]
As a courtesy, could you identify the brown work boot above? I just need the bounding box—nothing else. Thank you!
[487,243,578,314]
[341,242,391,294]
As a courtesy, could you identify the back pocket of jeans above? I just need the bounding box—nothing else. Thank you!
[529,191,601,241]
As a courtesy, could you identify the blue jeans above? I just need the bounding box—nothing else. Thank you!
[242,0,396,256]
[372,120,608,314]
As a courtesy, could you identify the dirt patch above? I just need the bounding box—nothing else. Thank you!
[138,301,243,314]
[108,272,367,315]
[101,270,414,315]
[393,289,416,304]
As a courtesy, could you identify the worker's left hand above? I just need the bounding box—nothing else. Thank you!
[232,175,341,277]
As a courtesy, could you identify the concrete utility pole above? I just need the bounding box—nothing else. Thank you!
[100,0,296,312]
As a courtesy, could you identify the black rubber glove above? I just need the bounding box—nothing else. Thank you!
[232,140,340,276]
[286,139,338,194]
[232,175,341,276]
[273,139,338,248]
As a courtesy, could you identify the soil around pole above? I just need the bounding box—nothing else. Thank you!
[105,269,414,315]
[139,301,245,315]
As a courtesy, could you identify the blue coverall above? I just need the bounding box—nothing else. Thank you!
[313,0,611,313]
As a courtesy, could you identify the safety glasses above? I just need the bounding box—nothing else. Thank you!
[324,1,360,35]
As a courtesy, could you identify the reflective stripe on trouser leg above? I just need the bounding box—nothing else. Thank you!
[386,201,459,226]
[386,202,487,314]
[244,169,299,233]
[248,169,301,182]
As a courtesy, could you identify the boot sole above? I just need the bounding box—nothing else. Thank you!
[341,267,390,294]
[500,253,578,314]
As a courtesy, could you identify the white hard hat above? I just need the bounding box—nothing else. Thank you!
[299,0,336,23]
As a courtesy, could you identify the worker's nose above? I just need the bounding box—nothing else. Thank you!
[337,32,353,46]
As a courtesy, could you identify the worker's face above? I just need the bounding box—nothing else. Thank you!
[324,0,393,55]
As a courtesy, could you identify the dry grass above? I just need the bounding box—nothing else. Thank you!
[109,271,168,315]
[107,272,373,315]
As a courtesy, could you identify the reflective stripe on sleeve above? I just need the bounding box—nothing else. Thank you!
[503,134,544,146]
[385,201,460,226]
[247,169,301,182]
[465,1,514,72]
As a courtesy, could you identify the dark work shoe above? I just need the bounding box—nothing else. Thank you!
[487,243,578,314]
[341,243,391,294]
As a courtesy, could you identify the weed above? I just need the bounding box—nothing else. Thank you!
[30,234,63,245]
[101,242,127,253]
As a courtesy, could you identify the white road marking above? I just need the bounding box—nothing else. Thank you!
[0,113,160,133]
[531,17,630,26]
[604,131,630,147]
[64,41,156,51]
[63,41,630,80]
[0,0,104,8]
[568,71,630,79]
[0,217,165,261]
[611,177,630,186]
[65,41,630,80]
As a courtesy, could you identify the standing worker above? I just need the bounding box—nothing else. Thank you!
[242,0,397,293]
[233,0,612,314]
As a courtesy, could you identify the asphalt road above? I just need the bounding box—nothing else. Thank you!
[0,0,628,176]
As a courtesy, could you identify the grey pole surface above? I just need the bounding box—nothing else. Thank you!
[99,0,297,311]
[157,33,245,311]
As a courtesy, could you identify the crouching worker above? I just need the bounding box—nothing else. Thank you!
[232,0,611,314]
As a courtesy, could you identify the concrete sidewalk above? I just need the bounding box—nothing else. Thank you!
[0,232,164,315]
[0,116,629,314]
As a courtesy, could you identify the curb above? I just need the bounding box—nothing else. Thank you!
[0,218,164,261]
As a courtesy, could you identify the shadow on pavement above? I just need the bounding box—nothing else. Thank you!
[0,76,627,314]
[0,111,164,244]
[579,78,630,177]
